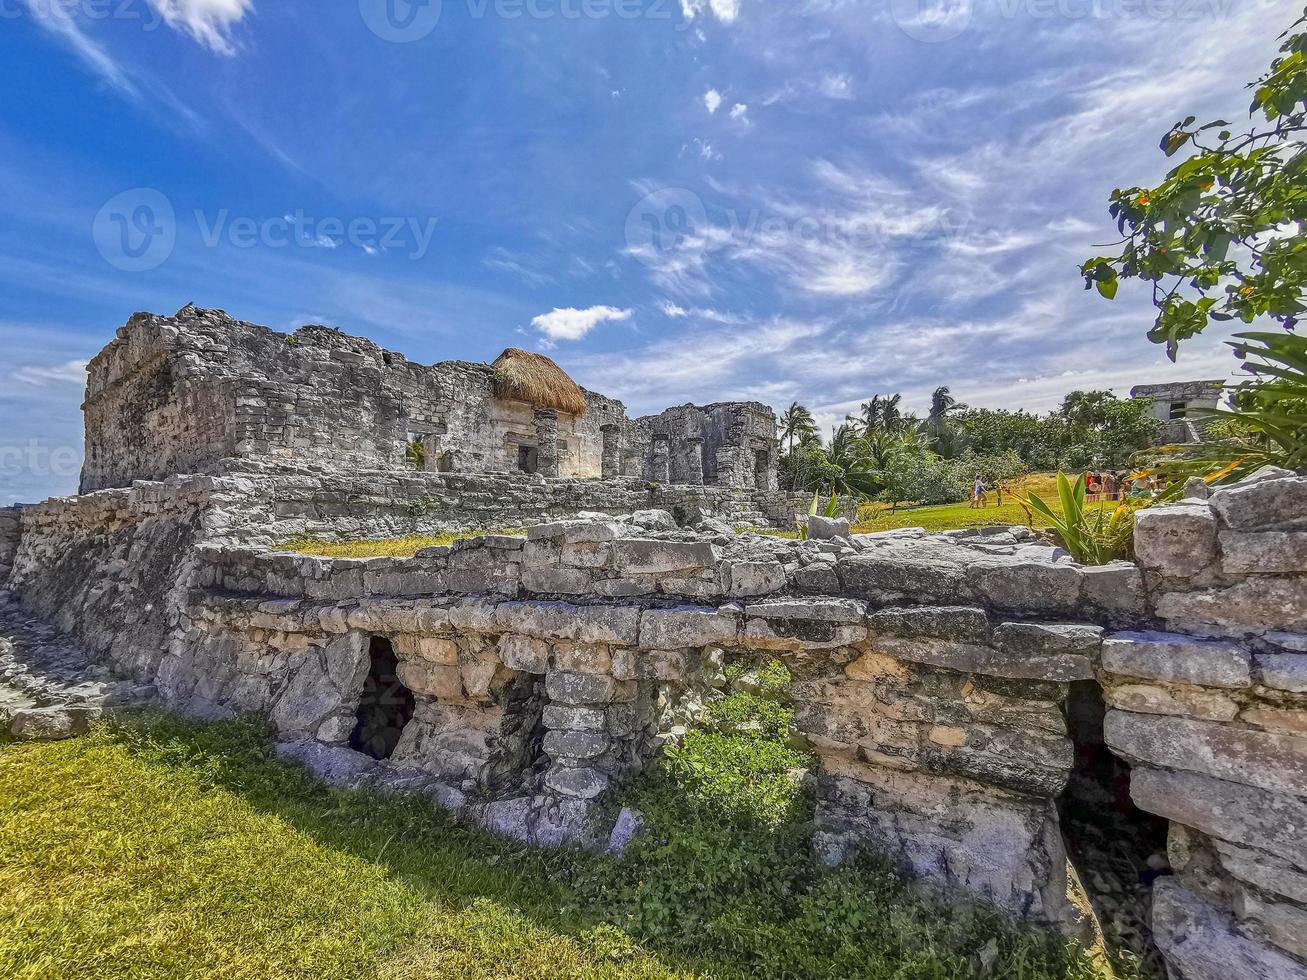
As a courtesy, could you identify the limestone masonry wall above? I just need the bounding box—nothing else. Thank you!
[80,306,780,493]
[4,458,1305,980]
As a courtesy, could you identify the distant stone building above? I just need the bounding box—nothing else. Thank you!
[1129,379,1224,443]
[80,306,779,494]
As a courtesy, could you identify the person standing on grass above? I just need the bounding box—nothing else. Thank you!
[1103,471,1118,501]
[971,477,988,508]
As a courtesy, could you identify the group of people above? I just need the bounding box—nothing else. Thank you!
[967,470,1163,508]
[1085,471,1162,500]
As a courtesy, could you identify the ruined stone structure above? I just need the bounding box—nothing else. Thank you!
[1,306,1304,980]
[80,305,779,496]
[1131,379,1225,445]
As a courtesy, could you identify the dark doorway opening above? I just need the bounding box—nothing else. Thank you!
[518,445,539,474]
[753,449,769,488]
[1059,681,1170,976]
[349,637,416,761]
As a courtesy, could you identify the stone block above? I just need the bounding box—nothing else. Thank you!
[397,661,463,700]
[493,600,576,640]
[874,635,1093,681]
[791,563,840,593]
[497,634,550,673]
[483,534,525,551]
[542,704,606,731]
[1220,531,1307,574]
[1104,682,1239,722]
[1156,577,1307,632]
[572,605,640,646]
[638,606,739,649]
[1256,653,1307,694]
[1151,878,1307,980]
[967,560,1082,614]
[807,515,850,540]
[839,553,973,604]
[742,618,867,651]
[1107,710,1307,797]
[521,565,593,596]
[1131,767,1307,865]
[1101,631,1251,688]
[1211,475,1307,530]
[1215,840,1307,905]
[544,766,609,799]
[1134,502,1218,575]
[613,538,718,574]
[1240,705,1307,736]
[869,606,990,642]
[552,642,612,675]
[744,597,867,624]
[1079,561,1146,620]
[460,656,502,700]
[724,561,787,597]
[993,622,1102,666]
[545,671,616,706]
[560,542,611,569]
[1234,887,1307,962]
[543,729,610,760]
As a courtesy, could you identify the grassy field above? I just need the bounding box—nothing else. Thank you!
[852,474,1130,535]
[0,690,1134,980]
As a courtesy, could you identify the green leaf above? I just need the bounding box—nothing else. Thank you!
[1096,279,1118,299]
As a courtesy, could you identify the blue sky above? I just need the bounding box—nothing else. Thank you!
[0,0,1293,503]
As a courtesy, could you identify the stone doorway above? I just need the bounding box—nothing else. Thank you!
[517,445,539,474]
[1059,680,1170,975]
[348,637,416,761]
[753,449,769,489]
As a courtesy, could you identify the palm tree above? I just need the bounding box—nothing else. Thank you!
[928,386,965,427]
[779,402,818,455]
[825,424,881,497]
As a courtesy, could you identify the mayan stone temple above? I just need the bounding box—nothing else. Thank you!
[2,305,1305,980]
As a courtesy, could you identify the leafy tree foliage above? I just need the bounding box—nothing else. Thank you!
[1081,8,1307,357]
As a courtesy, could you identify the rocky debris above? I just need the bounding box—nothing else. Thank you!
[0,591,156,740]
[607,806,645,854]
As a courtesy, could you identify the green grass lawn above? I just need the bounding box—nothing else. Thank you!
[0,694,1134,980]
[853,474,1130,535]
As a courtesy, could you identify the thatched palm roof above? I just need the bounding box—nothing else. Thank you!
[492,348,589,417]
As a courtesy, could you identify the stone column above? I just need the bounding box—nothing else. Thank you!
[534,408,559,478]
[684,437,705,486]
[600,424,622,479]
[651,434,671,484]
[715,446,747,488]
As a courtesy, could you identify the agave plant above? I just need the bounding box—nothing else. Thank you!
[1019,472,1140,565]
[797,491,842,539]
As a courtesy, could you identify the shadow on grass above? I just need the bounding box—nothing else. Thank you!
[57,708,1109,980]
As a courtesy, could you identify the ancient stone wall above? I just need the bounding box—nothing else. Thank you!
[1098,474,1307,974]
[5,463,1304,979]
[81,306,779,491]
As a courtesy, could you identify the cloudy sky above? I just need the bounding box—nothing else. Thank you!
[0,0,1294,503]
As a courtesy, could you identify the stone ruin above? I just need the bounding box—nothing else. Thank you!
[2,305,1306,980]
[1132,379,1226,445]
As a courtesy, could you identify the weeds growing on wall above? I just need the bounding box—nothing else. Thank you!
[0,668,1133,979]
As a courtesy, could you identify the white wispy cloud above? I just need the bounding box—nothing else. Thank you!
[145,0,253,55]
[681,0,740,24]
[13,360,89,387]
[20,0,136,94]
[704,88,723,114]
[531,305,633,343]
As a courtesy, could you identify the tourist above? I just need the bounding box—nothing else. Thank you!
[1103,471,1119,501]
[971,477,988,508]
